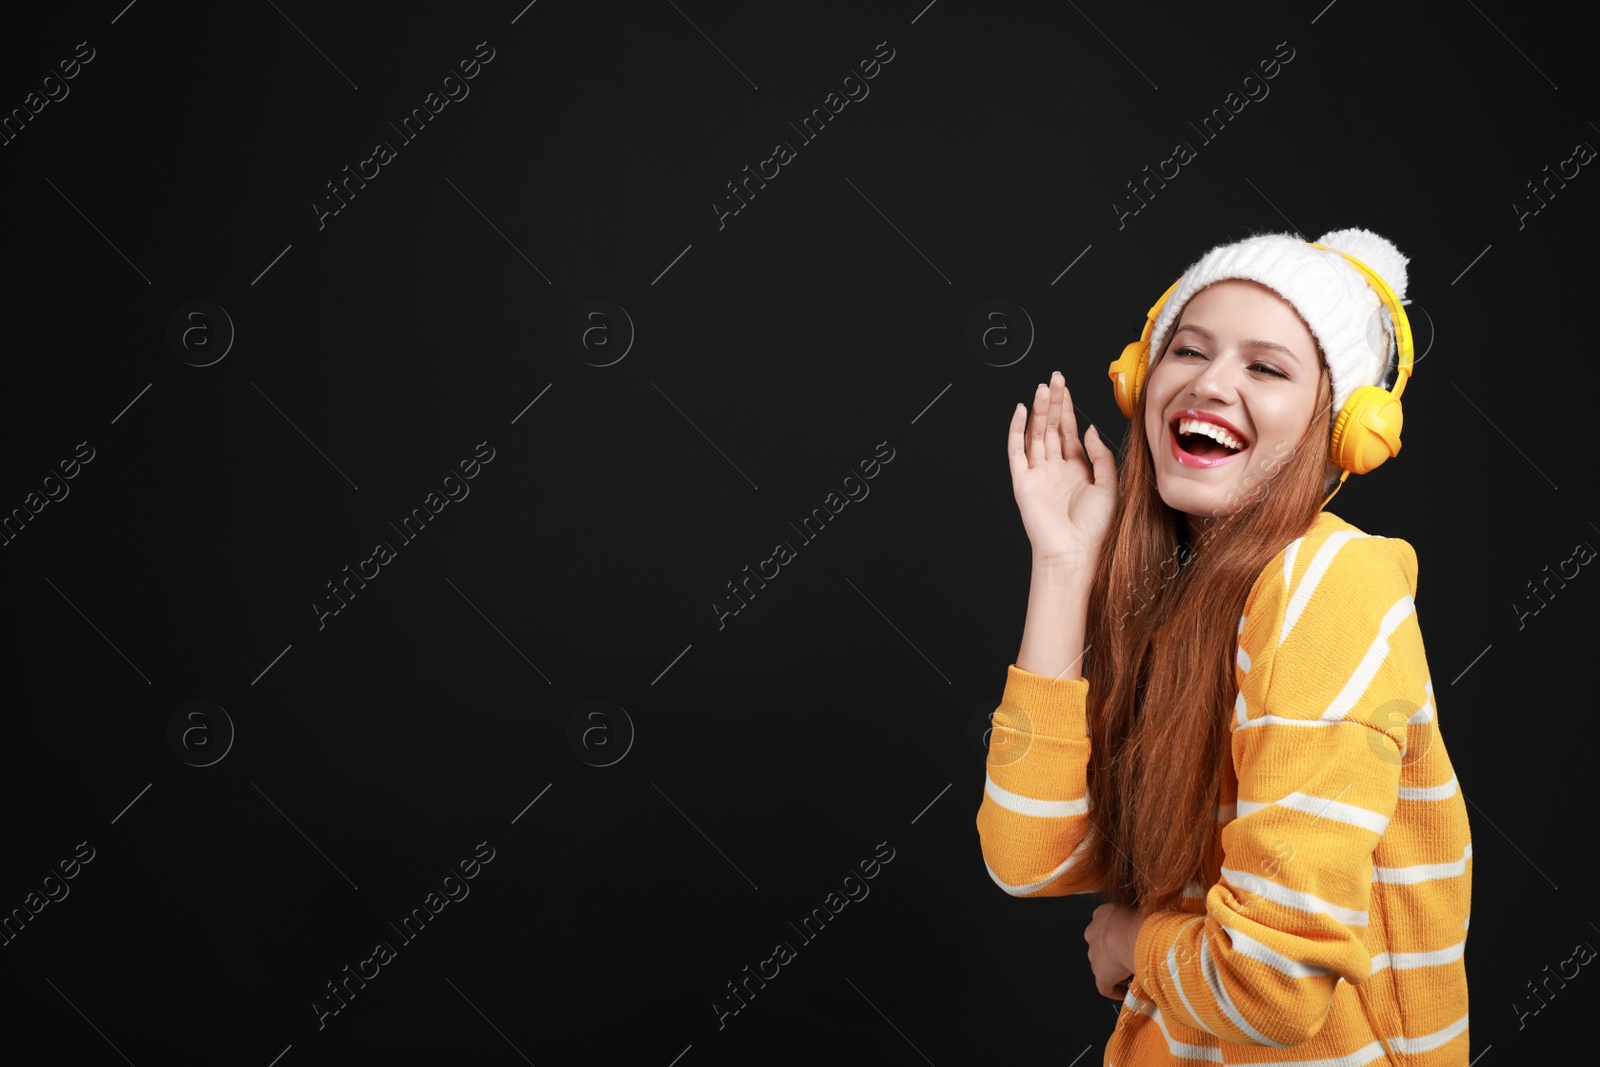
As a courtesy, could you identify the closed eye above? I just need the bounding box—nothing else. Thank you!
[1173,347,1286,379]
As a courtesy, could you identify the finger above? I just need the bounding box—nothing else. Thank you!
[1027,382,1050,469]
[1084,423,1119,489]
[1044,372,1064,462]
[1056,374,1086,463]
[1006,402,1031,484]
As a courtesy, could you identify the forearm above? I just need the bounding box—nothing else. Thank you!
[1015,555,1094,679]
[976,662,1101,898]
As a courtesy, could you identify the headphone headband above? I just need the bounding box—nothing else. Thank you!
[1307,242,1413,401]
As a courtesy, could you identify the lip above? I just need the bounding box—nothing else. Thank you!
[1168,422,1246,468]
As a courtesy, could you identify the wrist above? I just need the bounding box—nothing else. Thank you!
[1032,547,1092,573]
[1032,553,1095,593]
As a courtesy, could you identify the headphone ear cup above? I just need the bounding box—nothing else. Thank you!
[1108,340,1149,420]
[1330,385,1404,475]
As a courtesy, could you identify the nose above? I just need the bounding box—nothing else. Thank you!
[1185,352,1240,402]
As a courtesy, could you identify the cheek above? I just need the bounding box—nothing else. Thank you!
[1144,409,1166,454]
[1142,365,1171,437]
[1262,390,1318,445]
[1145,367,1171,425]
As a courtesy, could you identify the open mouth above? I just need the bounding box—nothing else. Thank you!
[1171,415,1248,461]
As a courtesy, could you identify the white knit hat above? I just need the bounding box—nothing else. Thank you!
[1146,227,1410,421]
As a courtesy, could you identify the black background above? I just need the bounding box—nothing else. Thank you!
[1,1,1594,1064]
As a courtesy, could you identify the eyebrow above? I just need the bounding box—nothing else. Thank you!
[1171,323,1303,364]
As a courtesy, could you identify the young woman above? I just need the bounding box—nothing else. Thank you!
[975,229,1472,1065]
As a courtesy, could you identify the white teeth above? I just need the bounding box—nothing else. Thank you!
[1176,417,1245,451]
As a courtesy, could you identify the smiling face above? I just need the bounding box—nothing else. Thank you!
[1142,279,1327,540]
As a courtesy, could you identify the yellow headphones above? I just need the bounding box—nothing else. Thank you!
[1105,243,1414,508]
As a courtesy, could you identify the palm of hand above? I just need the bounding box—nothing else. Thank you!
[1008,371,1119,564]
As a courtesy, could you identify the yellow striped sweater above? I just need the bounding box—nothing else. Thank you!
[975,510,1472,1065]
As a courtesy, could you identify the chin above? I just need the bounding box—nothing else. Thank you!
[1160,481,1234,526]
[1156,467,1223,506]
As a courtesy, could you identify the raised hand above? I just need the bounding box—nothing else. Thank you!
[1006,371,1119,568]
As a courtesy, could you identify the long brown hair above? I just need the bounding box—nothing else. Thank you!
[1083,346,1339,915]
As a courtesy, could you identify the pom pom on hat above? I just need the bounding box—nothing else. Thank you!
[1145,227,1412,422]
[1316,227,1409,301]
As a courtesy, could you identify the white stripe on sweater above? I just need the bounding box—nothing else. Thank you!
[1410,679,1436,724]
[1372,843,1472,884]
[1236,792,1390,835]
[1317,594,1416,721]
[1235,714,1372,731]
[1200,933,1291,1047]
[1371,937,1467,973]
[1279,531,1370,648]
[1120,991,1225,1062]
[1167,918,1218,1036]
[1221,866,1368,926]
[1220,924,1337,979]
[1241,1036,1395,1062]
[983,772,1088,818]
[982,834,1094,896]
[1398,772,1457,801]
[1391,1011,1470,1055]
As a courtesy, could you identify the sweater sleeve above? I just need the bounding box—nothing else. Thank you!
[974,664,1104,897]
[1131,533,1423,1047]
